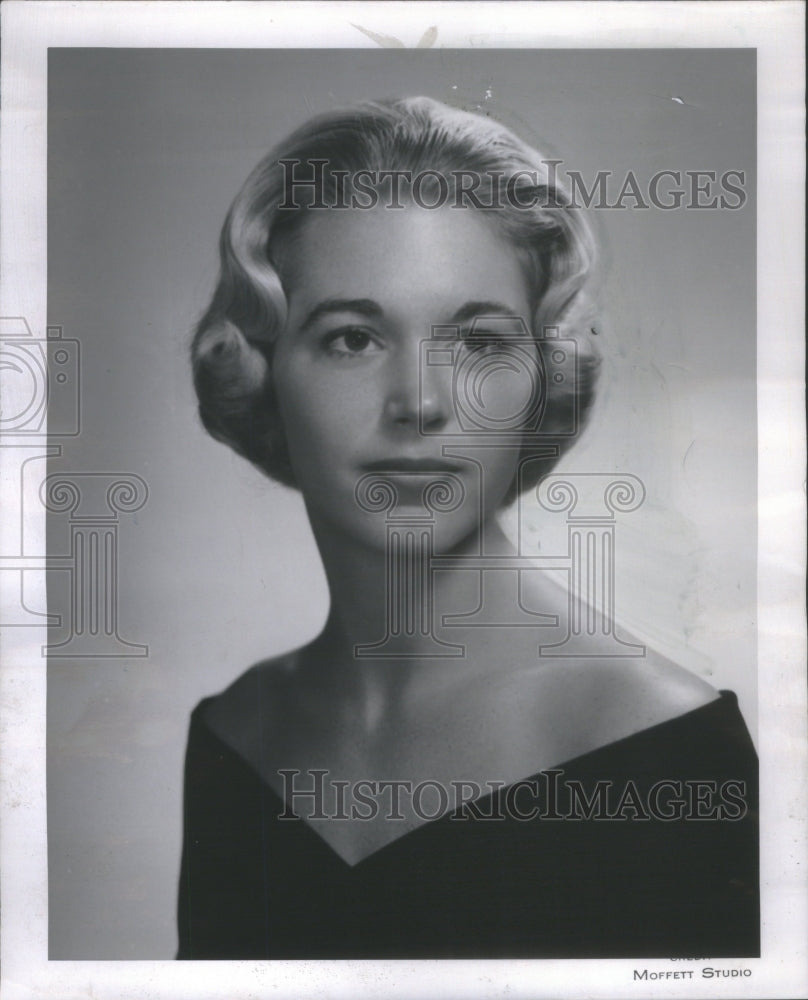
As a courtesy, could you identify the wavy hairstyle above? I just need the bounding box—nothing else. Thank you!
[191,97,601,503]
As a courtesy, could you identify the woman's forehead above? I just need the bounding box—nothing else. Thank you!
[280,204,533,316]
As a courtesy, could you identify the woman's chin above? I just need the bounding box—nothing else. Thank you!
[308,510,487,559]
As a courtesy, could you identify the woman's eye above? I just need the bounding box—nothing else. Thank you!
[323,327,379,358]
[461,332,506,355]
[460,328,533,357]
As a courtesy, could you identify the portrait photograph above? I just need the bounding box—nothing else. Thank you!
[0,3,805,999]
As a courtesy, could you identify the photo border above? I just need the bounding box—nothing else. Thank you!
[1,2,805,998]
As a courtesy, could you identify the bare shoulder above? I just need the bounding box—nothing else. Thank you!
[513,573,719,743]
[610,651,717,711]
[574,650,719,747]
[498,642,720,766]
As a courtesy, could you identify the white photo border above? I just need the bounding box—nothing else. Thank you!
[0,2,805,998]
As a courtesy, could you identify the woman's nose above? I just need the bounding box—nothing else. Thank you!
[383,348,451,431]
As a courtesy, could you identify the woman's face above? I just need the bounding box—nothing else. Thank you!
[271,203,536,553]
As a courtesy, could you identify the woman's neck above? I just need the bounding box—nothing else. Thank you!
[303,513,521,724]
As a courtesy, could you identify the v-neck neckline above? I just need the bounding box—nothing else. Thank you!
[263,781,452,870]
[253,691,732,870]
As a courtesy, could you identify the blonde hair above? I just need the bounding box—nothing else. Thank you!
[191,97,601,499]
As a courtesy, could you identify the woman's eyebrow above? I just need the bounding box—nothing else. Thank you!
[297,298,525,334]
[298,298,384,332]
[451,301,525,324]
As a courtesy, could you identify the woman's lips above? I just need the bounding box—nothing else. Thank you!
[354,462,469,511]
[360,458,464,473]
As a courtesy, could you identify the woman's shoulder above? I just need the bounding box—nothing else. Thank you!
[562,687,757,786]
[503,574,722,751]
[502,647,721,768]
[192,647,307,765]
[584,650,720,733]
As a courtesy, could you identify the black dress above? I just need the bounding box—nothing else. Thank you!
[177,690,758,959]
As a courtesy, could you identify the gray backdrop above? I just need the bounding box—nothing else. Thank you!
[47,48,756,958]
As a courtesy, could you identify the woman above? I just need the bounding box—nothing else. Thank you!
[178,97,758,958]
